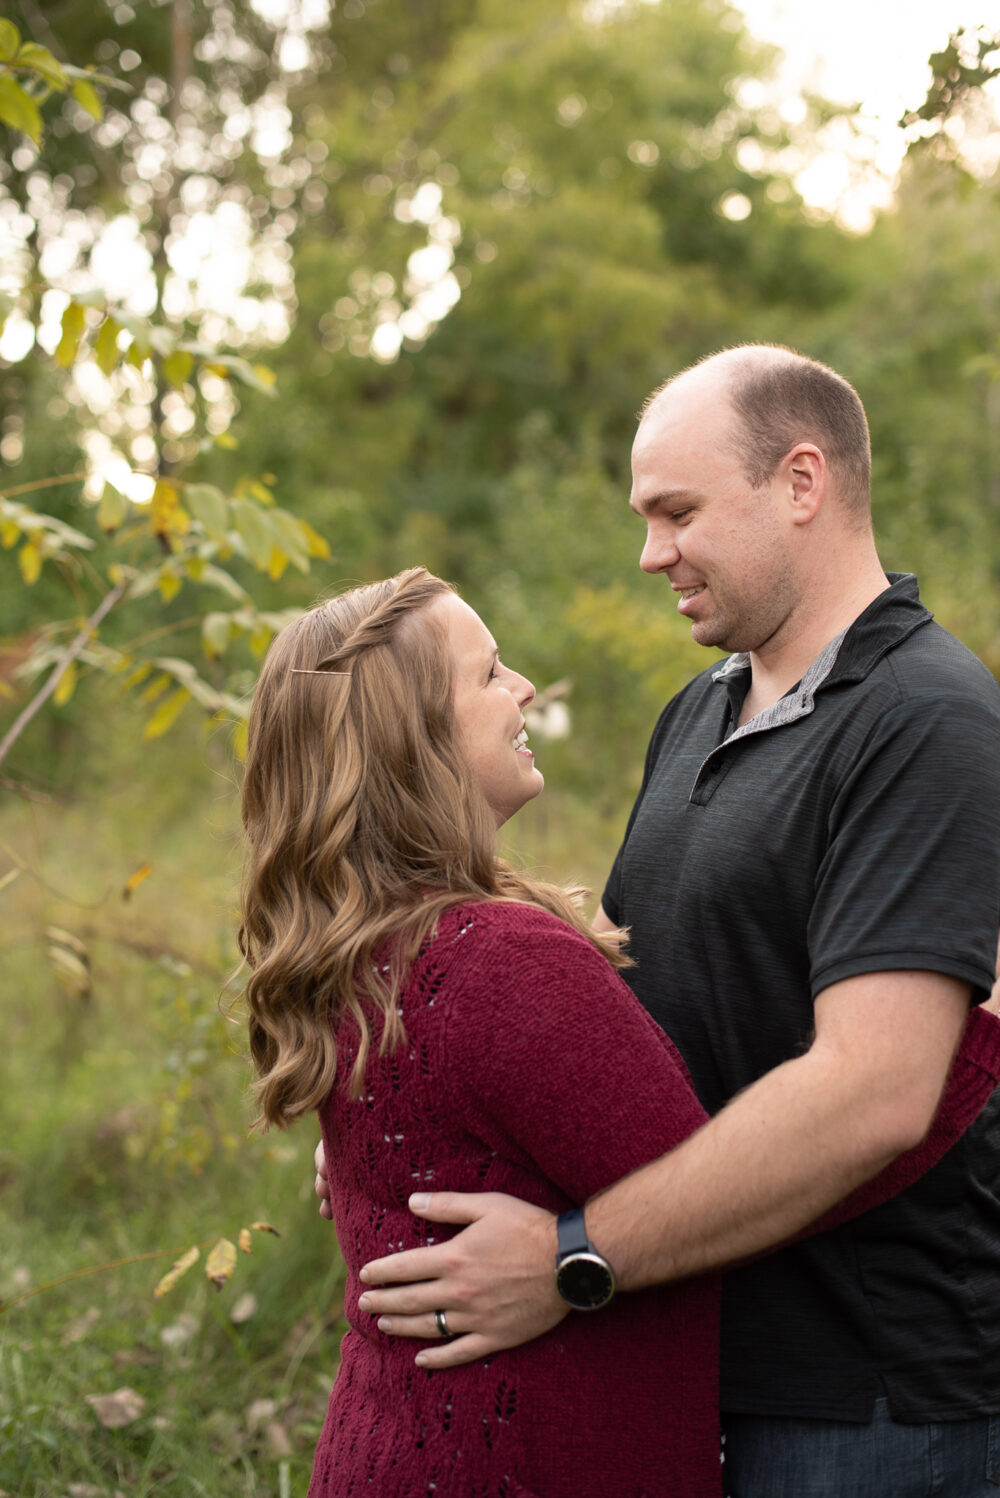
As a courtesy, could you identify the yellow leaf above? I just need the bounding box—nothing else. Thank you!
[249,1221,281,1236]
[140,671,171,705]
[143,687,189,740]
[122,863,152,901]
[0,20,21,62]
[1,518,20,548]
[0,75,42,144]
[153,1245,200,1300]
[249,623,273,656]
[238,1228,253,1255]
[162,349,194,389]
[231,717,249,761]
[18,538,41,584]
[267,546,288,581]
[94,316,120,375]
[55,301,86,368]
[205,1238,237,1290]
[251,363,277,388]
[299,520,332,560]
[150,479,180,536]
[97,484,127,533]
[214,431,238,450]
[53,661,77,707]
[158,571,182,603]
[72,76,104,122]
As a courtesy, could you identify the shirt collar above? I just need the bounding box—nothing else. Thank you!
[710,573,933,739]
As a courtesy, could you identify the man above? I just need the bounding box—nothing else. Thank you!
[326,346,1000,1495]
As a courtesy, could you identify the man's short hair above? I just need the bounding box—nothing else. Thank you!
[649,345,873,522]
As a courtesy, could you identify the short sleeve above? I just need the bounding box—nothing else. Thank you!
[437,910,708,1206]
[800,1005,1000,1238]
[809,695,1000,1001]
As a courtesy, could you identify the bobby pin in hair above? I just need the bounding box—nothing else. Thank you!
[290,668,352,677]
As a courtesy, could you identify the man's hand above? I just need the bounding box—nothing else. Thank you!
[314,1137,333,1221]
[357,1191,565,1370]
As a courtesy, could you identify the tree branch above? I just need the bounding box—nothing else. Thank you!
[0,580,129,773]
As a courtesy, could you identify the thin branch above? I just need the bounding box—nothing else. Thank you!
[0,471,87,500]
[0,580,129,773]
[0,1240,215,1313]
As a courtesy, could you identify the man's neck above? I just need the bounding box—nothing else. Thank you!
[738,568,891,727]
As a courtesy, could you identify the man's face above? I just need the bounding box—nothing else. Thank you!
[629,377,800,657]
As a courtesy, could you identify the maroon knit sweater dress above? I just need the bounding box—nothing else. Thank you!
[309,902,1000,1498]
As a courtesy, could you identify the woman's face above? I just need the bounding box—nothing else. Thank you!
[430,592,544,826]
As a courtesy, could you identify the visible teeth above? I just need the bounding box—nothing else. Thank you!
[514,728,528,750]
[680,586,705,599]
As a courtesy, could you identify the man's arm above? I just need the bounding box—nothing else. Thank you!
[357,969,971,1368]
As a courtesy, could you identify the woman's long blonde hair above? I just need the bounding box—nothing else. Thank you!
[239,567,627,1130]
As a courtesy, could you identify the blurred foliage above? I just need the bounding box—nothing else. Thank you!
[2,0,1000,1489]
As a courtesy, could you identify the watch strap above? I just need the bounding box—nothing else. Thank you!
[556,1205,591,1261]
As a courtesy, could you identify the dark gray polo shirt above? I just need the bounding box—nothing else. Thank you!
[603,574,1000,1421]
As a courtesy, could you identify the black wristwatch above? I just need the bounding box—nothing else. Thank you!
[554,1206,616,1311]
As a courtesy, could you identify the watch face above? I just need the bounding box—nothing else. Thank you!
[556,1252,615,1311]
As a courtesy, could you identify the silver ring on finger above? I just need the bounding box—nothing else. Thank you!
[434,1308,451,1338]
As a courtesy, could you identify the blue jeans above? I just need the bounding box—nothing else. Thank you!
[722,1398,1000,1497]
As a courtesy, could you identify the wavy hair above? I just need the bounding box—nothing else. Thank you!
[239,567,627,1131]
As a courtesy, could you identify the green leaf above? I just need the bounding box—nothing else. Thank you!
[207,354,278,396]
[162,349,194,389]
[0,74,43,145]
[143,687,190,740]
[94,316,120,375]
[0,20,21,62]
[231,499,274,571]
[55,302,86,368]
[266,507,311,573]
[201,612,234,658]
[97,484,127,533]
[71,76,103,122]
[16,43,68,91]
[185,483,229,543]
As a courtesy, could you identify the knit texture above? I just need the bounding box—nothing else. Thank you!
[309,902,1000,1497]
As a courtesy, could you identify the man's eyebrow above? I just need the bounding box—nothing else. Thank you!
[630,488,700,517]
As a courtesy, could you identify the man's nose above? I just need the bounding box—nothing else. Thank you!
[640,526,679,573]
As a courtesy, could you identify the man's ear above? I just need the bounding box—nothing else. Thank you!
[783,444,825,525]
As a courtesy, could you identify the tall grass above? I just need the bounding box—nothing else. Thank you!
[0,690,627,1495]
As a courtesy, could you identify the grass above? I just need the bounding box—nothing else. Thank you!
[0,689,630,1496]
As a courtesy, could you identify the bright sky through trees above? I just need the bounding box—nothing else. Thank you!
[737,0,1000,224]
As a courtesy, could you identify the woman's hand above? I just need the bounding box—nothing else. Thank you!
[314,1137,333,1221]
[357,1191,566,1370]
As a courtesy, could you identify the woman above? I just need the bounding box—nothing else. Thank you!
[240,568,1000,1498]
